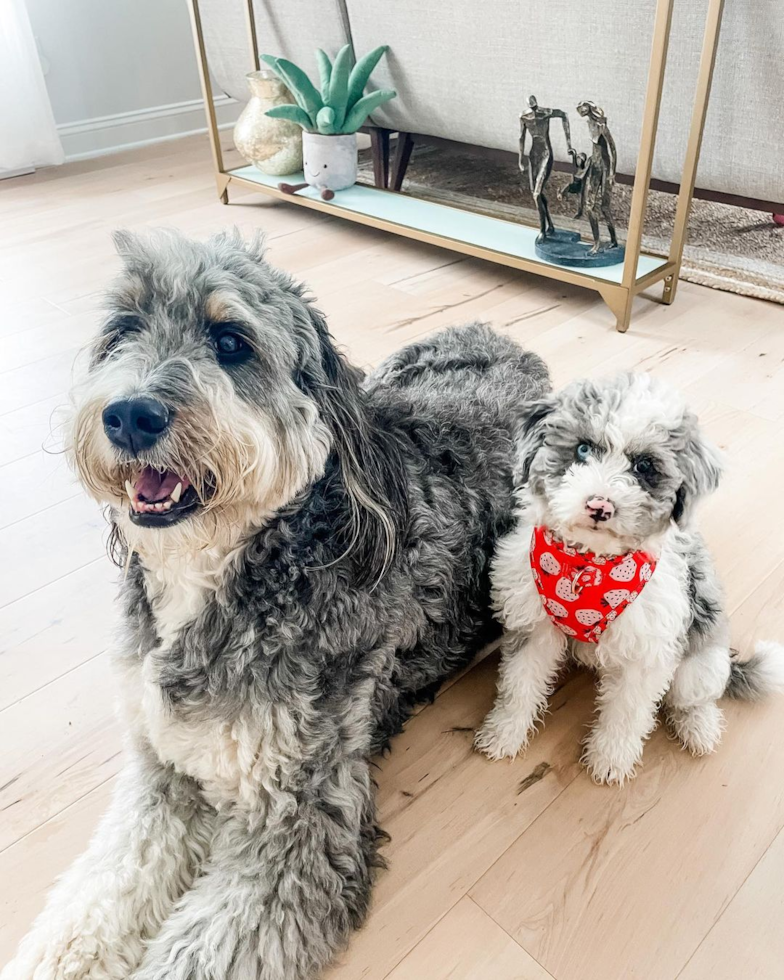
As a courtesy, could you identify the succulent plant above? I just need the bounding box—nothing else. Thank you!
[262,44,396,135]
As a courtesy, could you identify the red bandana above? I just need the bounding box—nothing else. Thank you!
[529,526,657,643]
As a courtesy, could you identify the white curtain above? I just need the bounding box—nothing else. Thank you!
[0,0,64,171]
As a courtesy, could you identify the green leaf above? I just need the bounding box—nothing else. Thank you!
[346,45,389,111]
[260,53,284,78]
[326,44,352,129]
[262,55,323,120]
[316,49,332,101]
[316,106,337,135]
[341,89,396,133]
[265,104,313,131]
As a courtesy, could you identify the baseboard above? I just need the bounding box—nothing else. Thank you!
[57,95,243,162]
[0,167,36,180]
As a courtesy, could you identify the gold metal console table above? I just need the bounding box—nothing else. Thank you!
[188,0,725,333]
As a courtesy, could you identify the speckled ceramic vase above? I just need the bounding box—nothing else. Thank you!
[302,132,358,192]
[233,70,302,176]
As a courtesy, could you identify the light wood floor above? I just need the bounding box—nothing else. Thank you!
[1,134,783,980]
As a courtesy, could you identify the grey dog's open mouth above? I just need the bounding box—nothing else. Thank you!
[125,466,200,527]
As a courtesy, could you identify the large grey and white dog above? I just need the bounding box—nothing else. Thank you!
[476,373,784,783]
[3,231,549,980]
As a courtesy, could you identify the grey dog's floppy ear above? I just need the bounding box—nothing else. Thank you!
[514,394,557,487]
[296,305,409,586]
[111,229,152,275]
[672,412,723,526]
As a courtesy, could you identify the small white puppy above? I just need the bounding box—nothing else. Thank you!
[475,373,784,784]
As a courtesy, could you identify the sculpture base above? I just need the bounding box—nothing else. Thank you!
[535,229,625,268]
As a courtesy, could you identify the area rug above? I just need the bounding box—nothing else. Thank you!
[359,144,784,304]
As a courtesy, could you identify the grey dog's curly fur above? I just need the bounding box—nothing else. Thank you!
[5,231,549,980]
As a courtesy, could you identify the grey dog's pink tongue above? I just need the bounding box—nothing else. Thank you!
[133,467,186,502]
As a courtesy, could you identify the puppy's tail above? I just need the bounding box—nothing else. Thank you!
[725,642,784,701]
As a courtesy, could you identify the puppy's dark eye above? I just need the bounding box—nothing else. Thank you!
[633,455,659,485]
[210,328,251,364]
[576,442,593,462]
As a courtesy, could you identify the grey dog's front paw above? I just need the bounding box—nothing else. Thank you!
[1,930,136,980]
[133,944,275,980]
[132,928,276,980]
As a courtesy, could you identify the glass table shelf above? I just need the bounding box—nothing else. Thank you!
[228,165,668,288]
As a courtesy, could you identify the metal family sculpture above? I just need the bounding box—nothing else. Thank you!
[519,95,574,244]
[559,101,622,258]
[521,96,625,269]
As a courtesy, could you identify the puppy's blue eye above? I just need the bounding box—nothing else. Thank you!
[576,443,593,462]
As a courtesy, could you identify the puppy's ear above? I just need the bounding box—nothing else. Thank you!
[673,412,723,526]
[514,395,557,488]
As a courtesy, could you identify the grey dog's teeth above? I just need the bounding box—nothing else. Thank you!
[171,482,182,503]
[132,499,174,514]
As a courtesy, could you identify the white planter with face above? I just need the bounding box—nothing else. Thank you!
[302,132,358,192]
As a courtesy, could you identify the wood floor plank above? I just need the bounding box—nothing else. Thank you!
[385,896,554,980]
[0,311,94,375]
[684,316,784,422]
[469,695,784,980]
[728,557,784,656]
[677,824,784,980]
[0,653,122,852]
[0,779,116,962]
[0,559,117,712]
[0,394,69,466]
[0,494,106,608]
[697,415,784,607]
[0,298,69,339]
[0,450,80,530]
[325,660,593,980]
[0,348,86,417]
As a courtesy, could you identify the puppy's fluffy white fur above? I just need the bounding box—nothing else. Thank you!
[475,373,784,784]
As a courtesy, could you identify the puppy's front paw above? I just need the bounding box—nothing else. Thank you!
[582,730,642,786]
[474,709,533,761]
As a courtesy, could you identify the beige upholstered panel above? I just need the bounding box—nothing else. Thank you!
[698,0,783,202]
[199,0,351,105]
[344,0,784,202]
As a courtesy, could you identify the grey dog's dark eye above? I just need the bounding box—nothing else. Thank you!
[211,328,251,364]
[576,442,593,462]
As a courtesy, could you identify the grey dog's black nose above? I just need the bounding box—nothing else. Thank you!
[102,397,170,454]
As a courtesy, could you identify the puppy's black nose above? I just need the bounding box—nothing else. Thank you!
[102,397,170,454]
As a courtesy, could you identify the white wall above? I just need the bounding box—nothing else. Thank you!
[25,0,239,161]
